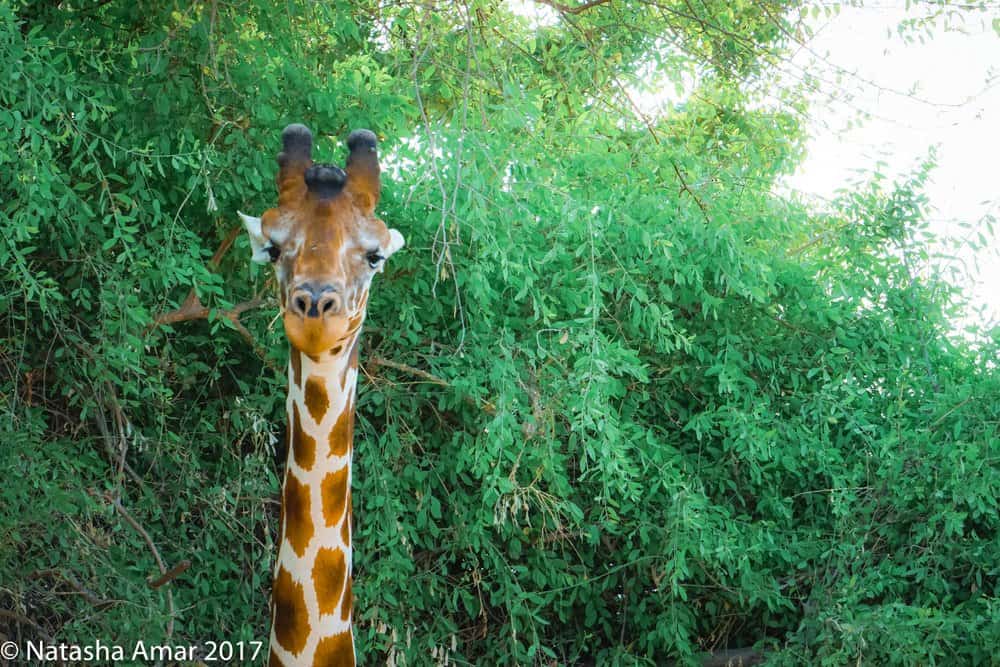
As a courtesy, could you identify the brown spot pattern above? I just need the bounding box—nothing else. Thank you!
[272,566,310,656]
[313,547,347,615]
[289,349,302,389]
[348,334,360,362]
[305,375,329,423]
[328,400,353,458]
[340,577,352,622]
[283,472,314,557]
[341,338,360,390]
[292,403,316,470]
[312,632,354,667]
[278,499,286,543]
[321,466,349,528]
[341,493,352,547]
[269,648,286,667]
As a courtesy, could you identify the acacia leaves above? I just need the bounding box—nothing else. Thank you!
[2,1,998,666]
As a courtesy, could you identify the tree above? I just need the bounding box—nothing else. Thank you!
[2,1,997,664]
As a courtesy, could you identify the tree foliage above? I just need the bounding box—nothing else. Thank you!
[2,1,997,665]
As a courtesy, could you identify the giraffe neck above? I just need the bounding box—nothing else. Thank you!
[270,337,360,667]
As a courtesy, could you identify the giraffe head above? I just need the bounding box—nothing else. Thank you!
[239,124,404,357]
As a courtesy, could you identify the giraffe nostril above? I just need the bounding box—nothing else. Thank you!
[294,296,309,315]
[290,284,342,319]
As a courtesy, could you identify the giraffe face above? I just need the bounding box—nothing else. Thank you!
[240,126,404,357]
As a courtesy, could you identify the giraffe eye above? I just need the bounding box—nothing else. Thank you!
[366,251,384,269]
[266,245,281,263]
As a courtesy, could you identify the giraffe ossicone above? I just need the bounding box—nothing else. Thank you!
[241,124,404,667]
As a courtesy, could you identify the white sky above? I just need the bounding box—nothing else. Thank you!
[508,1,998,331]
[783,5,1000,330]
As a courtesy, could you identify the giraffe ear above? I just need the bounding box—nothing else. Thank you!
[384,228,405,258]
[238,211,271,264]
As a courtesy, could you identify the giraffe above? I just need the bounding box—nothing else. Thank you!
[238,124,405,667]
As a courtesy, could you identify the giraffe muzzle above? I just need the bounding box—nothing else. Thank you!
[289,283,344,319]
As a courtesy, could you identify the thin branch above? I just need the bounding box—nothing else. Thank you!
[411,8,468,349]
[151,290,273,367]
[29,569,114,609]
[672,161,711,222]
[788,221,851,255]
[153,291,267,342]
[91,490,176,641]
[208,224,243,270]
[534,0,613,14]
[92,388,145,488]
[766,311,824,339]
[930,395,974,429]
[364,356,496,413]
[549,3,662,143]
[367,356,450,387]
[110,384,128,488]
[100,492,167,571]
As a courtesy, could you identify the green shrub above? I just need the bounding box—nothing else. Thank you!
[2,2,997,665]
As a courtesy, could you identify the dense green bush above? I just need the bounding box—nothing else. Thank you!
[2,1,997,665]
